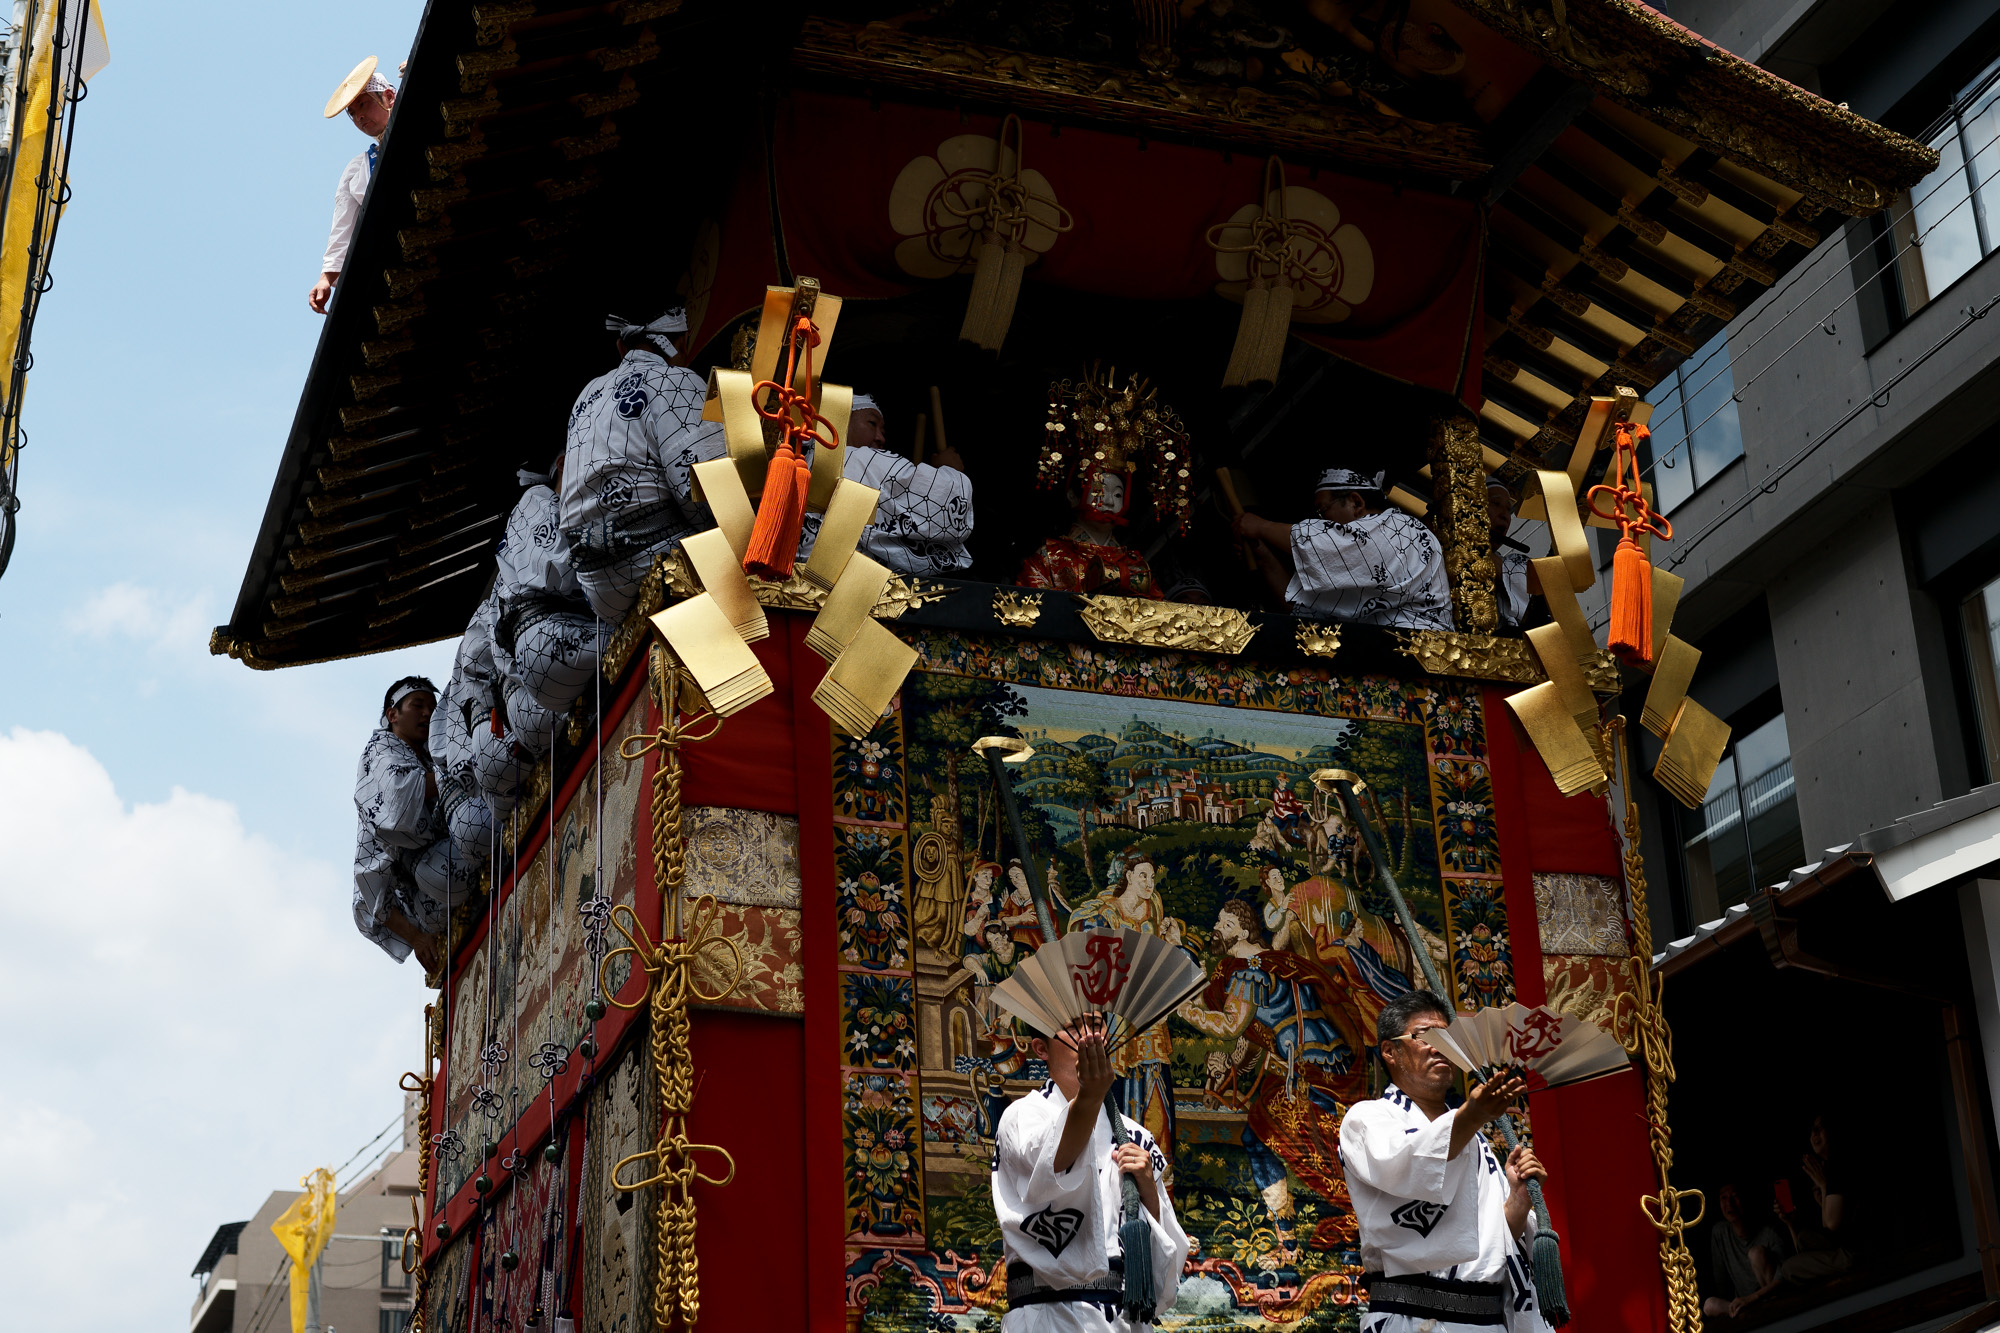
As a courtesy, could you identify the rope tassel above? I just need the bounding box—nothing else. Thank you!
[948,115,1072,352]
[1610,538,1653,666]
[1222,277,1268,387]
[1589,421,1671,668]
[1208,157,1298,387]
[743,313,837,580]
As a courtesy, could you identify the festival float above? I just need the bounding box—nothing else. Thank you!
[214,1,1936,1329]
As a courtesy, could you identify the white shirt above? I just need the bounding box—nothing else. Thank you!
[992,1081,1189,1330]
[843,445,974,575]
[1338,1085,1548,1330]
[495,484,584,606]
[558,348,724,557]
[1287,510,1454,630]
[321,145,376,276]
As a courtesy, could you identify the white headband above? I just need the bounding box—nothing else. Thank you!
[606,309,686,358]
[850,393,881,415]
[386,680,435,712]
[1315,468,1385,493]
[361,72,395,97]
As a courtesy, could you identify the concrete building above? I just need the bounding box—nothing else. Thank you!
[190,1148,422,1333]
[1575,1,2000,1328]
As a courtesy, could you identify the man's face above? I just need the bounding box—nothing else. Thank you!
[1487,485,1513,537]
[1032,1031,1079,1086]
[1380,1011,1456,1097]
[1128,863,1155,898]
[1316,489,1368,524]
[849,409,885,451]
[387,691,434,745]
[347,88,394,138]
[1718,1184,1741,1221]
[1213,908,1244,946]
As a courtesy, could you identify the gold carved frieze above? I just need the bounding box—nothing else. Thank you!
[791,16,1488,179]
[991,590,1043,627]
[1077,595,1258,655]
[1295,623,1342,659]
[658,546,953,619]
[1397,629,1620,691]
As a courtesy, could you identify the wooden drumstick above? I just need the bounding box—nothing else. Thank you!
[912,412,928,464]
[929,385,949,458]
[1215,467,1256,569]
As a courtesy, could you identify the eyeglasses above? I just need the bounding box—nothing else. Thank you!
[1384,1028,1447,1045]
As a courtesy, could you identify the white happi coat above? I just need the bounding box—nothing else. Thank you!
[353,728,473,961]
[1338,1085,1550,1333]
[992,1081,1189,1331]
[496,483,607,715]
[1287,511,1454,630]
[843,445,973,575]
[559,348,725,622]
[1497,548,1531,629]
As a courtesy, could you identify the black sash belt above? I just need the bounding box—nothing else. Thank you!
[1362,1271,1507,1325]
[1006,1256,1127,1312]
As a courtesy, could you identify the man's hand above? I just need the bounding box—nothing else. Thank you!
[1112,1141,1162,1219]
[309,272,338,314]
[1232,511,1284,545]
[1503,1142,1546,1239]
[932,443,966,472]
[1204,1050,1232,1079]
[1075,1016,1115,1105]
[1462,1071,1527,1133]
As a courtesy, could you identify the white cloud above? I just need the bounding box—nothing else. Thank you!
[64,579,213,651]
[0,728,428,1331]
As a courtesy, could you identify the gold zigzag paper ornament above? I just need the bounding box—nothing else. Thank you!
[1508,388,1729,807]
[660,278,924,736]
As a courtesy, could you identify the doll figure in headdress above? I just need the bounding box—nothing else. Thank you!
[1015,367,1195,599]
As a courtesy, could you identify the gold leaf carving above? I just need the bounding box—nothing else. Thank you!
[1295,623,1342,658]
[1077,595,1256,654]
[1398,630,1620,691]
[992,590,1043,627]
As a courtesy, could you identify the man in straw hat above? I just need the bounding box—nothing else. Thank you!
[1232,467,1453,630]
[309,57,397,314]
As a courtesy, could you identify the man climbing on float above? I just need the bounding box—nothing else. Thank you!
[495,453,609,730]
[560,308,727,622]
[309,58,396,314]
[1232,467,1453,630]
[353,676,478,969]
[992,1013,1189,1330]
[1339,990,1554,1332]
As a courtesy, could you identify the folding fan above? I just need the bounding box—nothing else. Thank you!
[991,928,1207,1051]
[1417,1002,1631,1094]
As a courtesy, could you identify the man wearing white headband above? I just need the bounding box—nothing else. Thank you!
[354,675,477,969]
[1488,477,1532,629]
[560,308,727,621]
[310,57,398,314]
[833,393,974,575]
[1232,467,1453,630]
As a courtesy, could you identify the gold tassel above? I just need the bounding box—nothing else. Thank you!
[980,237,1029,350]
[959,233,1005,346]
[1252,276,1295,385]
[1222,277,1268,387]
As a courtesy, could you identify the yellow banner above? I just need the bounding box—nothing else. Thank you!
[269,1167,337,1333]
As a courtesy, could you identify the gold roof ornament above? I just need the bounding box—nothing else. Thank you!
[324,56,380,119]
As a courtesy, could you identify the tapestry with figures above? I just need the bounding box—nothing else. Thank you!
[835,631,1511,1329]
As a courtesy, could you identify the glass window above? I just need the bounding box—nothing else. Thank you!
[378,1310,413,1333]
[1902,57,2000,311]
[380,1234,410,1290]
[1677,711,1802,924]
[1644,330,1742,514]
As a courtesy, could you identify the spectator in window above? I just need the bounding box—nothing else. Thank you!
[1776,1113,1856,1285]
[1702,1182,1790,1319]
[310,59,397,314]
[1231,468,1453,630]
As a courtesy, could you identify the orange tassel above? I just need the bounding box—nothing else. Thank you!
[743,442,807,580]
[1609,537,1653,666]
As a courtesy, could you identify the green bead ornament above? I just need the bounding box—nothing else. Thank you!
[585,998,606,1021]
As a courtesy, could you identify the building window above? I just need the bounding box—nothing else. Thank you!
[1892,56,2000,313]
[1643,330,1743,514]
[380,1233,411,1291]
[1678,712,1804,923]
[378,1309,413,1333]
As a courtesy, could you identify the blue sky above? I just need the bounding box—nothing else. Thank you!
[0,4,462,1327]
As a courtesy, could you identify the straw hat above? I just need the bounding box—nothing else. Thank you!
[324,56,379,119]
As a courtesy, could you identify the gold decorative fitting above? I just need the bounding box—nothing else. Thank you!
[1076,595,1257,654]
[1430,409,1498,635]
[1397,629,1620,691]
[1295,623,1342,659]
[992,590,1043,627]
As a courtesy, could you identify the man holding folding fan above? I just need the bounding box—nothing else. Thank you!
[992,1014,1189,1330]
[1338,990,1555,1332]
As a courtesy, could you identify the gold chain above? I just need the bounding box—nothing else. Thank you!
[604,645,741,1330]
[399,1003,441,1331]
[1608,718,1706,1332]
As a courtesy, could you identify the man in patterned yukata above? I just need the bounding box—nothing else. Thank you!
[560,308,725,622]
[1489,478,1532,630]
[1233,468,1453,630]
[1339,990,1553,1333]
[839,393,974,574]
[428,599,499,865]
[992,1014,1189,1331]
[354,677,478,968]
[496,457,610,719]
